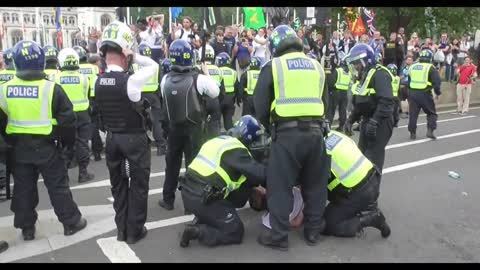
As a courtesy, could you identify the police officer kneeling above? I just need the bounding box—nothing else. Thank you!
[95,21,158,244]
[323,130,390,238]
[178,115,267,248]
[254,25,330,250]
[0,40,87,240]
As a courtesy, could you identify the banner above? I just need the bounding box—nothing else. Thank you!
[362,7,376,37]
[171,7,183,20]
[345,7,366,37]
[243,7,266,30]
[208,7,216,26]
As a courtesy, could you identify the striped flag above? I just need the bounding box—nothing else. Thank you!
[362,7,376,37]
[208,7,216,26]
[53,7,63,48]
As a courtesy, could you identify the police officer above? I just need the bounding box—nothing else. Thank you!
[202,45,223,138]
[344,44,395,172]
[159,39,219,211]
[94,21,157,244]
[0,40,87,241]
[239,57,261,116]
[0,49,15,84]
[43,45,59,81]
[86,53,104,161]
[56,48,95,182]
[133,43,167,156]
[326,61,351,132]
[217,52,237,131]
[387,64,401,127]
[323,130,391,238]
[254,25,330,250]
[74,45,100,85]
[179,115,266,248]
[407,49,441,140]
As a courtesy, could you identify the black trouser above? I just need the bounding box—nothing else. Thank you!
[393,97,400,127]
[143,93,167,148]
[163,123,203,205]
[323,170,381,237]
[91,121,103,154]
[105,132,151,237]
[358,116,393,172]
[327,89,348,129]
[408,90,438,133]
[206,97,221,139]
[65,118,91,171]
[10,141,82,229]
[266,126,330,242]
[181,187,244,246]
[220,93,235,131]
[242,95,255,116]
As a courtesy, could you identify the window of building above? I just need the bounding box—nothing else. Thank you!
[11,29,23,47]
[101,14,111,28]
[24,14,30,24]
[62,16,67,26]
[32,14,36,25]
[71,31,82,47]
[12,13,19,23]
[43,15,49,25]
[68,16,76,26]
[3,13,10,23]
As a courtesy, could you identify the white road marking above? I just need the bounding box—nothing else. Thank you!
[97,237,141,263]
[70,169,186,190]
[397,115,476,129]
[107,188,164,202]
[386,129,480,150]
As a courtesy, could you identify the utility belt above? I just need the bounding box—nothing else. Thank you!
[331,167,379,198]
[180,173,226,204]
[274,118,323,132]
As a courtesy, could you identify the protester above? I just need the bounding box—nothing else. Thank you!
[455,56,477,115]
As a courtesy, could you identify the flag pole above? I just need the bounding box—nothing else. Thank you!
[169,7,172,34]
[236,7,239,25]
[127,7,130,25]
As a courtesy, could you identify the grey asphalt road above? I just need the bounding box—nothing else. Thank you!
[1,105,480,263]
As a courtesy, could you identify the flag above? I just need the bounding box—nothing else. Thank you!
[345,7,366,37]
[53,7,63,48]
[362,7,376,37]
[208,7,216,26]
[243,7,266,30]
[171,7,183,20]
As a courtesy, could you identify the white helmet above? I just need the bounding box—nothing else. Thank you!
[58,48,80,69]
[198,44,215,63]
[99,20,134,56]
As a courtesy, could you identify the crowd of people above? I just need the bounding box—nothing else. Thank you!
[0,13,477,256]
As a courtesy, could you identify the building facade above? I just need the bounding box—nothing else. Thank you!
[0,7,115,51]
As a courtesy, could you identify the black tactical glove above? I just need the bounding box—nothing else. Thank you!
[365,118,378,139]
[322,119,331,137]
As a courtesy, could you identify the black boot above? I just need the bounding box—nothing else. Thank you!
[426,128,437,140]
[22,226,35,241]
[64,218,87,236]
[359,209,391,238]
[158,200,174,210]
[156,145,166,156]
[93,152,102,161]
[410,132,416,140]
[180,224,200,248]
[257,231,288,251]
[78,167,95,183]
[0,240,8,253]
[126,226,148,244]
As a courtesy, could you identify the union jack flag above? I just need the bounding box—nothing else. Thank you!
[362,7,376,37]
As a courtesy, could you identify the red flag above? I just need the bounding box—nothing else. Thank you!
[351,17,366,37]
[57,31,63,48]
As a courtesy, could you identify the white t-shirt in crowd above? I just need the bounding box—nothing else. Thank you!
[262,187,303,229]
[252,35,267,58]
[140,27,164,49]
[174,28,200,43]
[459,41,471,58]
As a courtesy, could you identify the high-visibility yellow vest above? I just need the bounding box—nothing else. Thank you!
[354,64,394,96]
[325,130,374,191]
[0,69,15,84]
[219,67,236,94]
[335,67,351,91]
[188,135,249,198]
[44,68,58,81]
[0,78,56,135]
[245,70,260,95]
[408,63,433,90]
[55,70,90,112]
[392,75,400,97]
[351,80,359,96]
[271,52,325,119]
[89,76,97,98]
[132,63,160,93]
[79,63,99,92]
[206,64,222,87]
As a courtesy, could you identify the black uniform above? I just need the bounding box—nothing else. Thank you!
[94,71,151,240]
[0,71,83,232]
[219,80,235,131]
[161,68,206,209]
[348,66,395,171]
[180,147,266,246]
[90,99,104,159]
[254,50,331,246]
[238,72,255,116]
[407,65,441,135]
[326,68,349,131]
